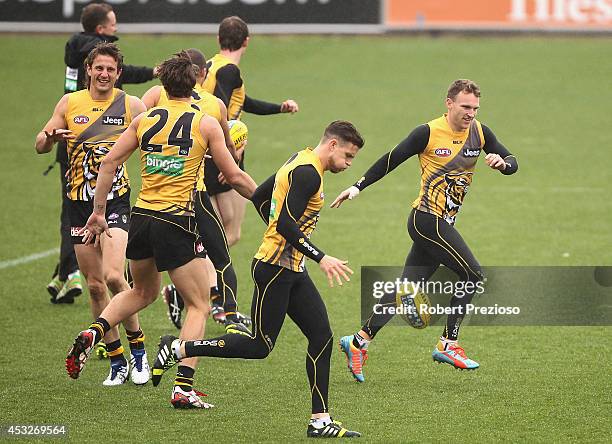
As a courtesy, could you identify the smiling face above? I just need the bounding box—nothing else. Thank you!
[86,54,121,95]
[446,91,480,132]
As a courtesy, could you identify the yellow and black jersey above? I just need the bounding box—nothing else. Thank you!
[354,114,517,225]
[135,100,208,216]
[255,148,325,272]
[158,85,223,192]
[203,53,245,121]
[412,116,484,224]
[65,88,131,201]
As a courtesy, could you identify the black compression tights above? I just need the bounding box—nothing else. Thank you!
[195,191,239,313]
[185,259,333,414]
[362,209,483,341]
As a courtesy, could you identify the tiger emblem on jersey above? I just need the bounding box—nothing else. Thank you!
[82,141,127,199]
[442,172,473,225]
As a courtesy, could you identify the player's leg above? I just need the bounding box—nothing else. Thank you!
[65,257,161,380]
[100,225,150,385]
[164,257,211,408]
[214,189,245,247]
[408,209,483,369]
[340,240,439,382]
[65,211,160,380]
[72,242,131,384]
[153,260,292,391]
[287,273,360,438]
[52,158,81,303]
[196,191,249,330]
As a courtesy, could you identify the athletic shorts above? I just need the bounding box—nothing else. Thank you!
[204,151,246,196]
[68,192,130,244]
[126,207,207,272]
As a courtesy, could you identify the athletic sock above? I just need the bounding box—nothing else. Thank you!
[106,340,126,364]
[89,317,111,344]
[438,336,458,351]
[126,328,145,351]
[175,365,195,392]
[67,270,80,280]
[210,287,222,306]
[310,416,332,428]
[352,332,370,350]
[225,312,239,323]
[171,339,184,359]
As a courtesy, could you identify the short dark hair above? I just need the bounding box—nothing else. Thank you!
[157,51,197,98]
[81,2,113,33]
[322,120,364,149]
[186,48,207,77]
[218,16,249,51]
[447,79,481,100]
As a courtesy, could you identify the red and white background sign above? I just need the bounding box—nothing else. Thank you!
[386,0,612,31]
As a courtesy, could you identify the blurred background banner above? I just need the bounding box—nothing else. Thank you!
[0,0,383,33]
[386,0,612,32]
[1,0,611,33]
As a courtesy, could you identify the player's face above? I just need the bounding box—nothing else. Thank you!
[98,12,117,36]
[87,55,121,94]
[446,92,480,131]
[329,141,359,174]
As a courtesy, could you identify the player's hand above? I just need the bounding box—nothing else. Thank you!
[319,255,353,287]
[218,171,228,185]
[78,212,111,247]
[330,186,360,208]
[485,153,507,171]
[280,100,299,114]
[44,128,75,143]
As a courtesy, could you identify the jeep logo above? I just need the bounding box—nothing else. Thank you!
[435,148,452,157]
[73,115,89,124]
[102,115,125,126]
[463,148,481,158]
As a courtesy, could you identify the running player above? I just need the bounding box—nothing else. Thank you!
[36,42,150,386]
[65,51,257,408]
[203,16,299,243]
[152,121,363,437]
[142,48,250,334]
[333,79,519,380]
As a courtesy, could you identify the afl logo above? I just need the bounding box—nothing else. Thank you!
[435,148,452,157]
[74,115,89,124]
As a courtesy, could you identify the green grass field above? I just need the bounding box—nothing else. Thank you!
[1,34,611,442]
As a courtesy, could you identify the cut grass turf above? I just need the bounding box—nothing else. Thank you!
[0,34,610,442]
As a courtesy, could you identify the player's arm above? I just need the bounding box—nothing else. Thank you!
[213,64,243,108]
[276,165,325,261]
[481,125,519,175]
[80,114,144,246]
[251,173,276,223]
[141,85,162,110]
[35,94,74,154]
[277,165,353,286]
[243,96,299,115]
[217,98,238,162]
[201,115,256,199]
[331,124,429,208]
[128,95,147,118]
[120,64,155,85]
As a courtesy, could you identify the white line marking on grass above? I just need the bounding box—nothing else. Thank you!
[0,248,59,270]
